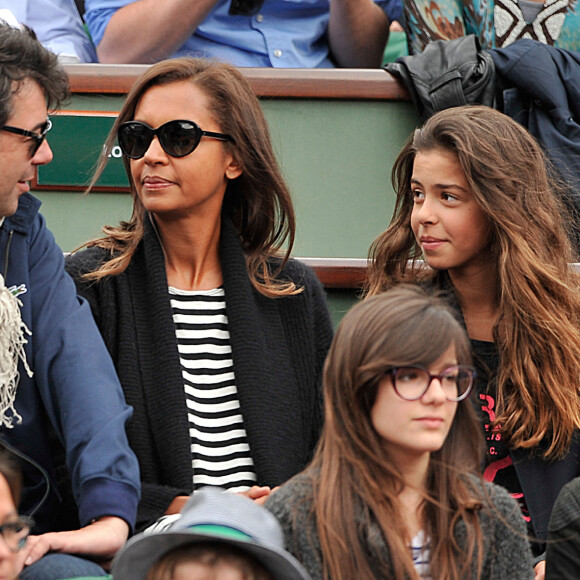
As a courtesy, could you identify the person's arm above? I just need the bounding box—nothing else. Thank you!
[28,217,140,551]
[328,0,390,67]
[20,517,129,570]
[94,0,221,63]
[27,0,97,62]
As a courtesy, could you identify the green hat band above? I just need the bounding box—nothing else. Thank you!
[187,524,254,543]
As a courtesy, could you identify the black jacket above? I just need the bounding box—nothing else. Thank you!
[490,39,580,248]
[65,217,333,531]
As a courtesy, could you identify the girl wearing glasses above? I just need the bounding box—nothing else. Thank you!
[366,105,580,579]
[65,58,333,532]
[265,285,534,579]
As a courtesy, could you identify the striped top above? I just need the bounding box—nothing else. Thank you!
[411,530,432,579]
[169,286,257,493]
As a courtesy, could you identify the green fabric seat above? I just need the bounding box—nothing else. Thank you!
[383,30,409,64]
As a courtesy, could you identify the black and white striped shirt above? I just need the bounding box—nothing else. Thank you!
[169,286,257,492]
[411,530,431,579]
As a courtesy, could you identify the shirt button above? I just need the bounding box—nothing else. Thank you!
[256,14,263,22]
[273,49,282,58]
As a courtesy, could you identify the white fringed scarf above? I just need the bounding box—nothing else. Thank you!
[0,273,33,428]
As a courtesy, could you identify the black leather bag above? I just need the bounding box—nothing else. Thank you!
[385,35,496,121]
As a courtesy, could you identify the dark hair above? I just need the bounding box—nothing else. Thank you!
[367,105,580,459]
[0,23,69,126]
[146,542,273,580]
[310,285,485,579]
[81,57,299,297]
[0,444,22,506]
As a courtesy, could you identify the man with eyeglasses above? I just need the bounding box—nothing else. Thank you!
[0,22,140,580]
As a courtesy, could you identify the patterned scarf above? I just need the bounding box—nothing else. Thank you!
[494,0,573,46]
[0,273,33,428]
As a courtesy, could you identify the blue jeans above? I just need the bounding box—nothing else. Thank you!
[19,554,107,580]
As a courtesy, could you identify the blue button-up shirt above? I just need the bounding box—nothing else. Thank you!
[0,0,97,62]
[85,0,402,67]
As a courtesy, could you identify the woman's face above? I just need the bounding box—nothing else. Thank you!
[0,474,22,580]
[370,344,459,469]
[129,80,242,221]
[410,148,492,275]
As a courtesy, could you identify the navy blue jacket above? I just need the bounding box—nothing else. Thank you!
[490,40,580,239]
[0,193,140,533]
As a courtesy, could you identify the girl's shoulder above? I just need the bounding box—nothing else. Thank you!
[464,474,526,523]
[267,256,320,288]
[265,469,317,517]
[65,245,112,279]
[268,469,316,500]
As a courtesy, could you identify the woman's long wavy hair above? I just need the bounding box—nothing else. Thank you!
[80,58,299,297]
[310,285,486,580]
[367,105,580,459]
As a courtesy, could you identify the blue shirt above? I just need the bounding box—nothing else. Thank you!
[0,0,97,62]
[85,0,403,67]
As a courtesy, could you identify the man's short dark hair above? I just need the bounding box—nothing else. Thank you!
[0,23,69,126]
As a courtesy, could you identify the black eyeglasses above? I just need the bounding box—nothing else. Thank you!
[0,118,52,158]
[0,516,34,552]
[117,120,234,160]
[386,365,476,402]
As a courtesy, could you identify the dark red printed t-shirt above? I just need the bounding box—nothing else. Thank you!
[470,340,531,529]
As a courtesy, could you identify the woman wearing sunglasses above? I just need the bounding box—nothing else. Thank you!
[65,58,333,533]
[265,285,534,580]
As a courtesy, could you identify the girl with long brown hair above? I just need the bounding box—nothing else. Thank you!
[266,285,533,579]
[65,58,333,532]
[367,105,580,578]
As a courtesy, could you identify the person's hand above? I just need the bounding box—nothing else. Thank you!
[239,485,280,505]
[21,516,129,570]
[534,560,545,580]
[13,544,29,576]
[165,495,190,515]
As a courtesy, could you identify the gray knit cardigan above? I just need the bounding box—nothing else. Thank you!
[265,469,535,579]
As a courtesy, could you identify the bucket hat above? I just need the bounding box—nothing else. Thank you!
[111,487,311,580]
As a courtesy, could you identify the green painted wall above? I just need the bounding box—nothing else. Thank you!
[325,288,363,327]
[34,93,419,323]
[35,94,420,257]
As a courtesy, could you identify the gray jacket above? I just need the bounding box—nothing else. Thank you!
[266,469,535,579]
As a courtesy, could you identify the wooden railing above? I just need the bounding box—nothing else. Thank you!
[296,259,580,290]
[297,257,368,289]
[64,64,410,101]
